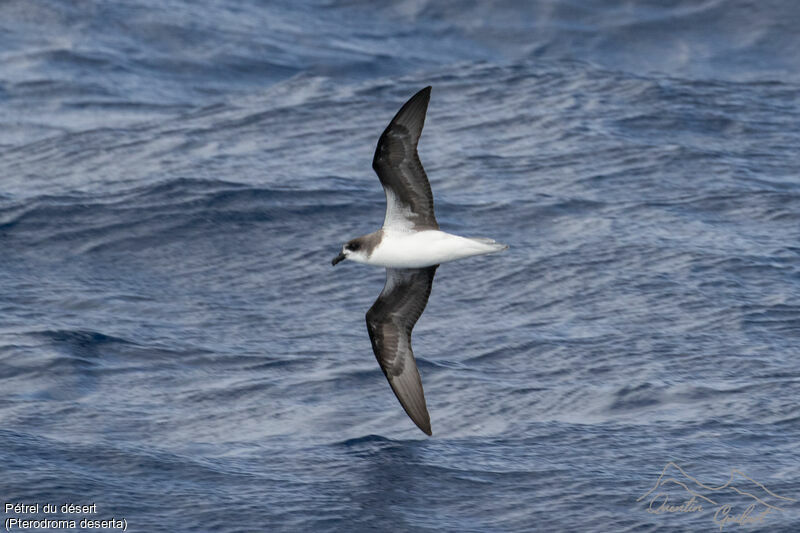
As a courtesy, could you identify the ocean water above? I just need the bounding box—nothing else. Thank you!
[2,1,799,531]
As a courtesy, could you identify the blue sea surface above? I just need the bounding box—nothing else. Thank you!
[1,1,799,531]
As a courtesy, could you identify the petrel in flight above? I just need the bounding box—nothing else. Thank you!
[332,86,507,435]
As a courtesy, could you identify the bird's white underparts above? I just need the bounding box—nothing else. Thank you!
[337,228,506,269]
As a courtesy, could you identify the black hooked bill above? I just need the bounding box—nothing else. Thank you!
[331,252,346,266]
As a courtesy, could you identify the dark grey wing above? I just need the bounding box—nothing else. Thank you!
[372,86,439,231]
[366,266,438,435]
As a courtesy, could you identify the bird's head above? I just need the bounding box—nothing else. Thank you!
[331,237,368,266]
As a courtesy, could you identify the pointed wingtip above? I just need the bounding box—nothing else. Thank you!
[411,86,432,99]
[413,86,432,106]
[404,397,432,436]
[388,373,433,437]
[413,414,433,436]
[385,86,432,136]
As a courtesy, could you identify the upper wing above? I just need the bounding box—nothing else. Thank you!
[366,266,438,435]
[372,86,439,231]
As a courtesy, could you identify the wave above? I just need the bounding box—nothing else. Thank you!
[0,178,359,254]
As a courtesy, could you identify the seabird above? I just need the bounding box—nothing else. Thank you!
[332,86,507,435]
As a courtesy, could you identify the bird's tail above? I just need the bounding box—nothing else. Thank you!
[467,237,509,253]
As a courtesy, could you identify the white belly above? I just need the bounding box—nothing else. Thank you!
[361,230,507,268]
